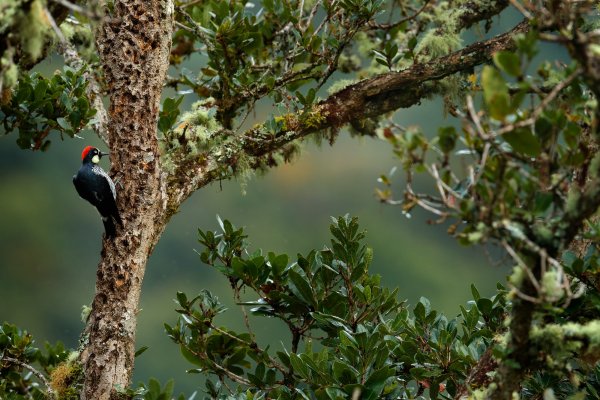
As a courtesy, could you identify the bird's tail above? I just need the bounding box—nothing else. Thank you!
[102,216,117,238]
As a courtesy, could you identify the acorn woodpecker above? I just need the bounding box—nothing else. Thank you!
[73,146,122,238]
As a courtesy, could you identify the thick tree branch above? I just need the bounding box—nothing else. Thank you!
[321,20,528,124]
[242,19,529,156]
[80,0,174,399]
[490,274,537,399]
[165,20,530,213]
[457,0,510,30]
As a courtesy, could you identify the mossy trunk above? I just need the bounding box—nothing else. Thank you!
[79,1,173,399]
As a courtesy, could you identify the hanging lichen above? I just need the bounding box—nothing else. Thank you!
[19,0,51,61]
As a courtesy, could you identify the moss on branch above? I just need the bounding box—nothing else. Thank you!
[165,20,531,211]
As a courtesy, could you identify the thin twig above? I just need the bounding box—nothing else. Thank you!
[501,239,541,294]
[507,282,542,303]
[209,322,287,373]
[49,0,100,19]
[174,20,194,33]
[367,0,433,30]
[233,285,255,341]
[1,356,55,398]
[298,0,304,21]
[234,100,256,133]
[509,0,533,20]
[44,6,66,44]
[424,164,462,200]
[473,142,491,186]
[313,3,336,36]
[302,0,321,33]
[492,68,583,138]
[176,7,216,52]
[430,164,448,205]
[208,358,253,385]
[466,95,486,139]
[406,184,448,216]
[179,0,205,7]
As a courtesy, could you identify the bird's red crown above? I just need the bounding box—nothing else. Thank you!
[81,146,95,161]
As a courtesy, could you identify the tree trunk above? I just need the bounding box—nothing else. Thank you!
[79,1,173,399]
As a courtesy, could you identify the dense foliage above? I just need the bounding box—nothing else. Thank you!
[166,216,508,399]
[3,215,599,399]
[1,0,600,399]
[0,323,76,398]
[0,68,95,151]
[165,215,600,399]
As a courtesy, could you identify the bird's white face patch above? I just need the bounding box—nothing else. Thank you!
[92,155,100,164]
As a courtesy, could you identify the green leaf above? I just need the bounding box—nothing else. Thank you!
[59,91,72,110]
[135,346,149,358]
[503,128,541,157]
[288,270,315,307]
[332,360,357,383]
[295,388,311,400]
[148,377,161,396]
[534,116,554,143]
[180,345,202,366]
[34,80,48,101]
[493,51,521,77]
[325,387,346,400]
[176,291,188,307]
[481,66,511,120]
[158,116,173,134]
[364,366,394,395]
[465,305,480,331]
[268,252,288,276]
[476,298,493,316]
[15,82,33,103]
[563,121,581,149]
[56,117,70,130]
[289,353,310,379]
[470,284,481,301]
[414,302,426,322]
[533,192,553,214]
[162,379,175,399]
[437,126,457,153]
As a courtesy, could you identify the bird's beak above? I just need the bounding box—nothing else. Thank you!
[100,151,110,158]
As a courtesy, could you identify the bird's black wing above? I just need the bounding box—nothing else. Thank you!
[73,170,122,225]
[73,174,97,205]
[93,176,121,225]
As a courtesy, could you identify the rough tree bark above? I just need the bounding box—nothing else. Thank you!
[79,0,173,398]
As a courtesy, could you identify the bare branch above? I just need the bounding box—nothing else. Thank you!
[367,0,434,30]
[1,356,55,398]
[44,6,66,44]
[175,7,216,52]
[49,0,101,19]
[501,239,541,295]
[492,67,583,138]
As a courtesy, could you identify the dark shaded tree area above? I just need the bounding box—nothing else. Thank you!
[1,0,599,399]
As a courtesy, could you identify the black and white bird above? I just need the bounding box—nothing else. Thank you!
[73,146,122,238]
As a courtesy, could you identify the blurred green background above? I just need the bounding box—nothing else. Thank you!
[0,12,537,394]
